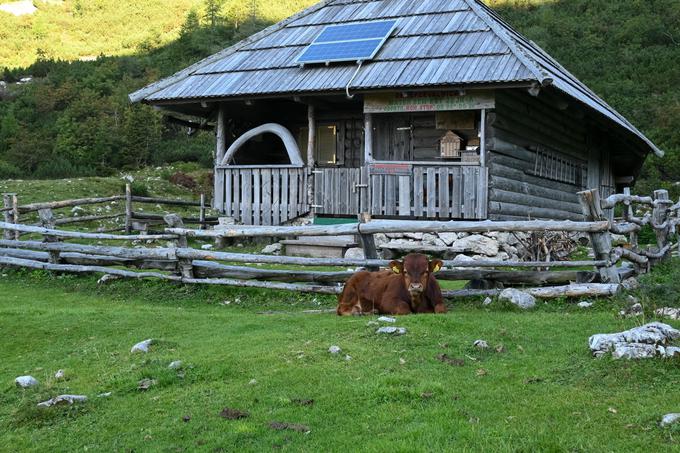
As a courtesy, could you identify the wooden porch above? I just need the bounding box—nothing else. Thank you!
[212,163,488,225]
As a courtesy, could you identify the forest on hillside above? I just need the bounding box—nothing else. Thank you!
[0,0,678,196]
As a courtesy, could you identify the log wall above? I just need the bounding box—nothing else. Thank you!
[486,89,613,221]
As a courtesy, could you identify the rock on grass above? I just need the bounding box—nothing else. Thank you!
[15,376,39,388]
[131,339,154,353]
[376,327,407,335]
[37,395,87,408]
[499,288,536,309]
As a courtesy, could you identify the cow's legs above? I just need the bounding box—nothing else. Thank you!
[381,300,412,315]
[337,284,364,316]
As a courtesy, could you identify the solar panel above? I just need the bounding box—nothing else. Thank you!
[296,20,398,65]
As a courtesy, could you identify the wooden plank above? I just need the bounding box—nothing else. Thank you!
[414,169,424,218]
[253,169,262,226]
[463,167,474,219]
[281,170,289,222]
[439,167,449,219]
[214,169,224,212]
[426,167,437,218]
[398,175,411,216]
[384,175,396,216]
[242,169,252,225]
[290,171,299,220]
[261,170,272,226]
[272,169,281,225]
[224,170,232,217]
[478,167,489,219]
[232,170,240,221]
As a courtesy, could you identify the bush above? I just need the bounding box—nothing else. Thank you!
[0,160,21,179]
[32,158,93,179]
[124,181,151,197]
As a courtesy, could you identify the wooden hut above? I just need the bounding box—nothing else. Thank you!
[130,0,663,226]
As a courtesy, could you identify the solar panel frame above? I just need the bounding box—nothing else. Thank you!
[296,19,398,65]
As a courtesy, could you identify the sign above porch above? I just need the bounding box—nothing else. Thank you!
[364,91,495,114]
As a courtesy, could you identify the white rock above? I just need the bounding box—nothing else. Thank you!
[452,254,475,269]
[421,233,438,245]
[376,327,407,335]
[499,288,536,309]
[664,346,680,357]
[404,232,424,240]
[373,233,389,246]
[168,361,183,370]
[377,316,396,323]
[612,343,659,359]
[344,248,365,260]
[201,244,214,250]
[589,322,680,358]
[482,297,493,306]
[15,376,39,388]
[37,395,88,408]
[451,235,499,256]
[54,369,65,380]
[437,232,459,246]
[131,339,154,353]
[261,243,282,255]
[656,307,680,320]
[97,392,112,398]
[473,340,489,349]
[577,301,593,308]
[344,355,352,361]
[661,413,680,427]
[328,345,342,354]
[621,277,640,291]
[248,379,257,385]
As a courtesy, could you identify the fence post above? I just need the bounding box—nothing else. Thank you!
[164,214,193,279]
[125,183,132,234]
[199,193,206,230]
[622,187,639,252]
[357,212,379,271]
[577,189,620,284]
[38,208,61,264]
[652,189,672,263]
[3,193,17,240]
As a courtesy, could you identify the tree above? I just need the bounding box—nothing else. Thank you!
[204,0,223,28]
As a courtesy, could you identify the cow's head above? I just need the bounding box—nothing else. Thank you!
[389,253,443,297]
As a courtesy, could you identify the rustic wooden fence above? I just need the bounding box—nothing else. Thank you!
[0,187,677,301]
[1,184,215,236]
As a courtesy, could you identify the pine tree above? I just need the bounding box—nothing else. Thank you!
[204,0,223,28]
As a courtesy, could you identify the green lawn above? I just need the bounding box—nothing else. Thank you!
[0,270,678,452]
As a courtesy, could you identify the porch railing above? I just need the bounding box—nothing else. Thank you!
[214,166,308,226]
[313,165,488,220]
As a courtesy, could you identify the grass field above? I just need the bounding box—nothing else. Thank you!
[1,268,679,452]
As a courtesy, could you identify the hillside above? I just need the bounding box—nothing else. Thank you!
[0,0,678,196]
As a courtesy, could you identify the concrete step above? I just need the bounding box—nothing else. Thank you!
[281,237,359,258]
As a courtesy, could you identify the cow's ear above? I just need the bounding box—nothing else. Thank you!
[429,259,443,273]
[389,260,403,274]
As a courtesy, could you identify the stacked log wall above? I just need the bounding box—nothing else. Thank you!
[486,89,610,221]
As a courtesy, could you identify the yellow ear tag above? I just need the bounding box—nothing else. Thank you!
[433,263,441,273]
[391,266,401,274]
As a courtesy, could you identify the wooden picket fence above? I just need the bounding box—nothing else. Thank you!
[0,187,678,300]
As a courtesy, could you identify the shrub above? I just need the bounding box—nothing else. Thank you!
[0,160,21,179]
[124,181,151,197]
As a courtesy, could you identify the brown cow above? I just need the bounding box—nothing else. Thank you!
[337,253,447,316]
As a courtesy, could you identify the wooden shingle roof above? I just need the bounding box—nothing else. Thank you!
[130,0,663,157]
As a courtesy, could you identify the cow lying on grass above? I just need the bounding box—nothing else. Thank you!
[337,253,447,316]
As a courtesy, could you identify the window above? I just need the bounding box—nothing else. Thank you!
[527,148,588,187]
[298,124,339,167]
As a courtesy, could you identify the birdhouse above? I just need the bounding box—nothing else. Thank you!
[440,131,462,158]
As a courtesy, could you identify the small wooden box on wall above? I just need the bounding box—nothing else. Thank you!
[439,130,463,158]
